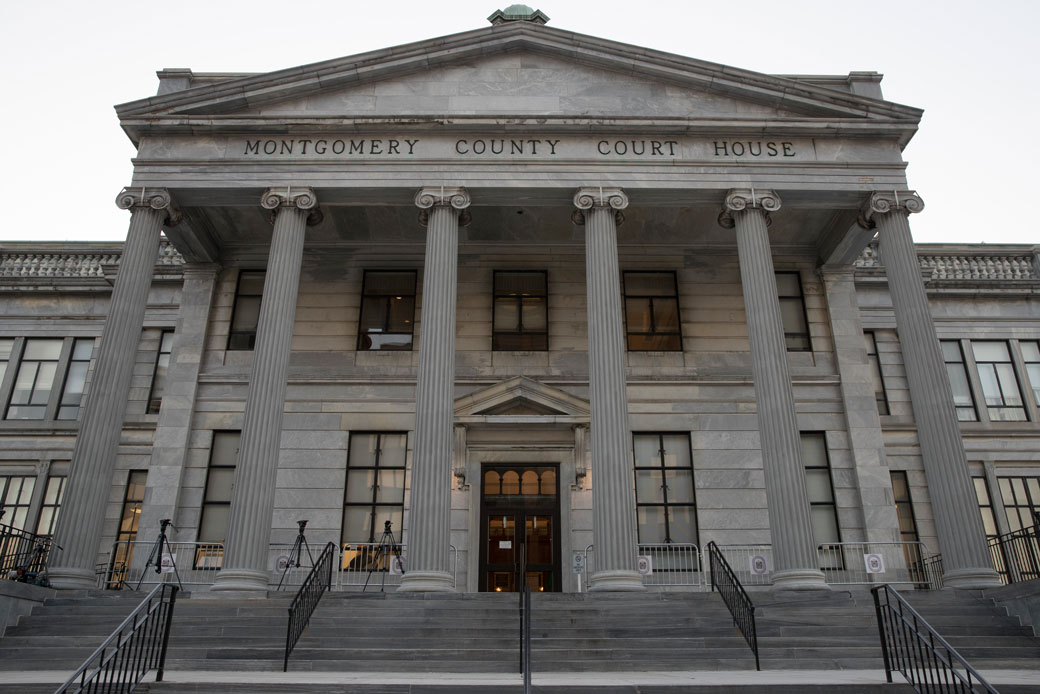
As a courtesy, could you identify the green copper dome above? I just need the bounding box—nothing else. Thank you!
[487,5,550,25]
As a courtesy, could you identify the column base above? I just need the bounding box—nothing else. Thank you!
[771,568,829,590]
[47,566,98,590]
[941,567,1003,589]
[211,568,269,592]
[589,569,646,592]
[396,570,455,593]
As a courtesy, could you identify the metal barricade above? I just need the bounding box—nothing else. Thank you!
[113,540,225,589]
[637,543,703,587]
[715,545,774,587]
[337,543,458,590]
[817,541,939,589]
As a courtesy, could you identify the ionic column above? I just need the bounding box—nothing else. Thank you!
[50,188,180,589]
[397,187,470,593]
[866,191,1000,588]
[719,189,826,590]
[213,188,320,591]
[573,187,644,591]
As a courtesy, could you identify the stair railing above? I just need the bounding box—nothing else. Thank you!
[706,541,759,670]
[55,582,178,693]
[871,584,999,693]
[988,522,1040,585]
[0,520,54,582]
[284,541,335,672]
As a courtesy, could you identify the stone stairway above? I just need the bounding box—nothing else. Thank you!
[2,586,1038,693]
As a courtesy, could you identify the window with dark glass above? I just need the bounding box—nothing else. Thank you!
[623,272,682,351]
[941,340,978,421]
[5,339,62,420]
[999,476,1040,532]
[0,475,36,530]
[227,270,265,350]
[147,331,175,414]
[972,341,1027,421]
[34,474,66,536]
[493,271,548,350]
[109,470,147,588]
[865,332,890,415]
[1022,341,1040,408]
[342,433,407,544]
[57,338,94,420]
[890,471,919,544]
[801,432,840,553]
[632,433,697,544]
[776,272,811,351]
[196,431,239,567]
[357,271,416,351]
[973,476,999,541]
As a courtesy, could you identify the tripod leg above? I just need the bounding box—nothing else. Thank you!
[278,536,304,591]
[135,536,164,591]
[160,535,184,592]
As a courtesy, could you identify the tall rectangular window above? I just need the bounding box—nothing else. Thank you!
[34,475,66,536]
[110,470,147,587]
[776,272,811,351]
[941,341,978,421]
[865,331,890,415]
[57,338,94,420]
[972,341,1027,421]
[6,339,62,420]
[973,476,999,541]
[196,432,239,566]
[493,271,548,350]
[227,270,265,350]
[357,271,417,351]
[1022,341,1040,408]
[147,331,175,414]
[342,433,407,543]
[623,272,682,351]
[890,471,920,545]
[801,432,840,550]
[0,475,36,530]
[632,433,697,544]
[0,339,13,386]
[999,476,1040,532]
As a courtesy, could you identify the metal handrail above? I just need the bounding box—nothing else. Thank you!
[284,541,335,672]
[518,539,531,694]
[0,522,53,579]
[988,522,1040,585]
[706,541,759,671]
[55,583,178,693]
[872,584,998,693]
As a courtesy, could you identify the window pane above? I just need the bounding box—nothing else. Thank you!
[653,298,679,332]
[625,273,674,296]
[494,297,519,331]
[661,435,690,467]
[211,433,240,466]
[779,298,809,334]
[540,469,556,495]
[941,341,964,362]
[946,364,974,406]
[379,434,407,467]
[496,272,545,295]
[0,339,13,360]
[667,506,697,543]
[198,505,229,542]
[1027,363,1040,406]
[800,433,828,466]
[664,469,694,503]
[996,363,1023,405]
[502,471,520,495]
[343,506,373,543]
[635,470,663,502]
[237,271,266,295]
[972,341,1010,362]
[521,470,539,495]
[810,506,840,545]
[230,296,261,331]
[375,469,405,503]
[1021,341,1040,362]
[346,469,376,504]
[24,339,63,360]
[637,506,667,543]
[364,271,415,295]
[521,297,547,331]
[805,469,834,502]
[204,469,235,502]
[348,435,378,467]
[775,272,802,296]
[386,296,415,332]
[633,436,660,467]
[625,298,652,332]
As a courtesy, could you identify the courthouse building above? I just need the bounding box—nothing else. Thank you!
[1,6,1037,594]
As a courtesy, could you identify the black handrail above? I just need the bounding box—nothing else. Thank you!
[55,582,178,693]
[872,584,999,693]
[284,541,335,672]
[706,541,759,670]
[988,522,1040,585]
[0,522,53,581]
[518,539,531,694]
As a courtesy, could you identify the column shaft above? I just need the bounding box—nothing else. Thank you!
[874,200,999,587]
[577,188,643,591]
[398,188,468,592]
[50,192,171,589]
[213,192,312,591]
[727,193,826,589]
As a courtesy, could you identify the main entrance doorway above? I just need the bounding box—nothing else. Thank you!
[479,464,561,592]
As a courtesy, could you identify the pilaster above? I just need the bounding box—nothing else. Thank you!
[866,190,1001,588]
[719,189,827,590]
[398,186,470,593]
[50,188,179,589]
[574,186,644,591]
[212,188,318,591]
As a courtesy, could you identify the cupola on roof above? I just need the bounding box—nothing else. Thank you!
[487,4,549,24]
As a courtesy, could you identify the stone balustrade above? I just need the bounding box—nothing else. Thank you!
[0,239,183,278]
[856,244,1037,280]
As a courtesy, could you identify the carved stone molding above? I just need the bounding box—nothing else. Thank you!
[260,187,323,226]
[415,186,472,227]
[114,187,182,226]
[571,186,628,226]
[452,424,468,490]
[857,190,925,229]
[717,188,781,229]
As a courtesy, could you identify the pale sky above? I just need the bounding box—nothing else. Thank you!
[2,0,1036,245]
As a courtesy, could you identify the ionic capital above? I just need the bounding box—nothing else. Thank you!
[114,187,182,226]
[717,188,781,229]
[415,186,472,227]
[857,190,925,229]
[260,187,323,226]
[571,187,628,226]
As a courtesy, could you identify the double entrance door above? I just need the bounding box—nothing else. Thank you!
[479,463,561,592]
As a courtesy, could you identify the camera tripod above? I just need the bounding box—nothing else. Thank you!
[136,518,182,591]
[363,520,405,593]
[277,520,315,590]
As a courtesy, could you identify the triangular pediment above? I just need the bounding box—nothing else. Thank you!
[454,377,589,420]
[117,23,921,141]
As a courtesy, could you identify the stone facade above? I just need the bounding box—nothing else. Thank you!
[2,15,1036,593]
